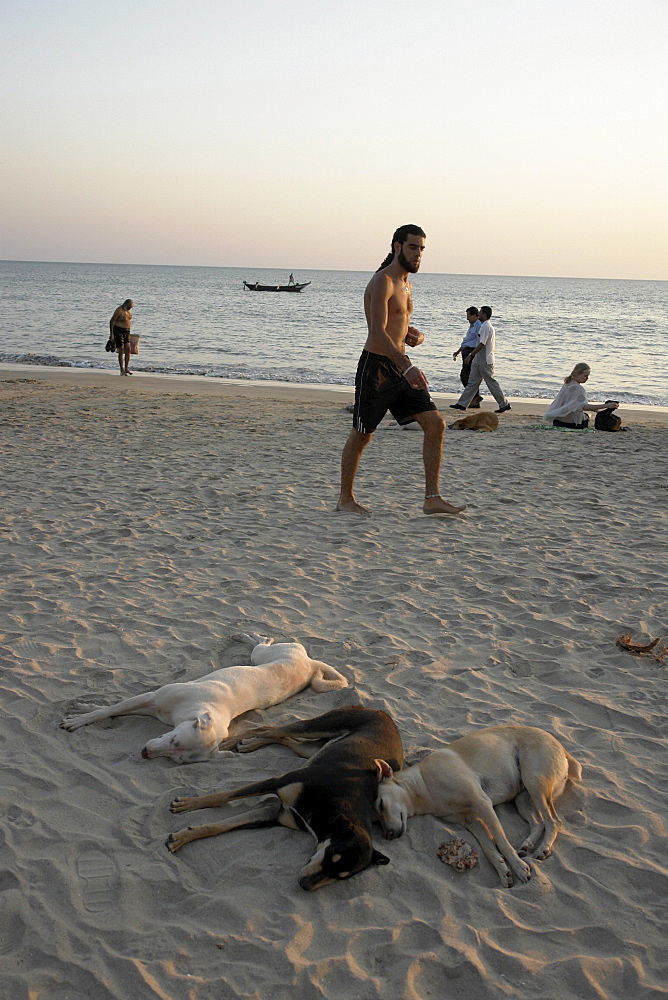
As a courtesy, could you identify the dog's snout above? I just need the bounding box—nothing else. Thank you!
[141,747,149,758]
[385,829,396,840]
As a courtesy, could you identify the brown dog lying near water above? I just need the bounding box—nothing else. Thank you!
[450,411,499,431]
[375,725,581,886]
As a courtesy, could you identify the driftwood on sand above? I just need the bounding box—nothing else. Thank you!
[615,633,667,662]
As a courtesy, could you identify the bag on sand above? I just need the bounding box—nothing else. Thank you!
[595,403,625,432]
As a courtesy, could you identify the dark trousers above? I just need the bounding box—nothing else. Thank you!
[553,416,589,429]
[460,346,475,387]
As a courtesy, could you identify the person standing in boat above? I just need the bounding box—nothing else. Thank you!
[336,224,466,517]
[288,273,295,285]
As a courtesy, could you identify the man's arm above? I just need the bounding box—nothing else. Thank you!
[110,307,121,333]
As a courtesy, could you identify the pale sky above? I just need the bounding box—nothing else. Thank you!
[1,0,666,279]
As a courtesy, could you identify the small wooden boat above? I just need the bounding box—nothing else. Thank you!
[243,280,311,293]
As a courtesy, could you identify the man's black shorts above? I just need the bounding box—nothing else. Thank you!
[352,350,436,433]
[113,326,131,348]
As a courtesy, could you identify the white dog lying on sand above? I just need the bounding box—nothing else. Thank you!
[61,633,348,764]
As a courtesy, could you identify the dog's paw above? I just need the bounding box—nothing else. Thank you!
[499,865,514,888]
[166,830,191,853]
[60,715,88,731]
[512,858,533,883]
[229,632,269,646]
[229,632,255,645]
[217,736,241,751]
[532,846,552,861]
[220,728,271,753]
[236,736,270,753]
[60,705,106,730]
[518,839,541,859]
[170,797,197,814]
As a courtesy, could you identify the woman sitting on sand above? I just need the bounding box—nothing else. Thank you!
[544,364,619,429]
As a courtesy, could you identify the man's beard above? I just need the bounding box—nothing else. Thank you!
[398,250,420,273]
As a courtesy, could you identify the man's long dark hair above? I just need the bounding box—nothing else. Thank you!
[376,225,426,272]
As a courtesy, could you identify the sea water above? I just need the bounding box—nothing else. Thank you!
[1,260,666,406]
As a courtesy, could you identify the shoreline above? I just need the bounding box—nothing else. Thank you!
[2,362,667,423]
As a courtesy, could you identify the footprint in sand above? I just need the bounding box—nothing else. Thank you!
[7,805,36,829]
[16,637,46,661]
[508,660,533,677]
[0,871,25,955]
[404,650,433,666]
[76,850,121,913]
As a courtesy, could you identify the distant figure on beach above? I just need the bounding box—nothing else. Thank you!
[336,225,465,517]
[452,306,483,407]
[544,364,619,429]
[450,307,511,414]
[109,299,134,376]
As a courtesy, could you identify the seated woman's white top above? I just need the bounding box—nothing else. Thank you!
[544,382,587,423]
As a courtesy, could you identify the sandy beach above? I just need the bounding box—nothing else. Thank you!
[1,365,666,1000]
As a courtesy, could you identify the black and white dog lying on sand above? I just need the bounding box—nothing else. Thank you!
[167,705,404,890]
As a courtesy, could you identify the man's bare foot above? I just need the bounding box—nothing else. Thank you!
[125,369,133,375]
[423,495,466,516]
[336,498,371,515]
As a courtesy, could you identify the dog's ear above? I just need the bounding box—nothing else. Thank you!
[193,712,213,730]
[375,759,394,783]
[371,850,390,866]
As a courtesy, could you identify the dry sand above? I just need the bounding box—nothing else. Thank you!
[1,366,666,1000]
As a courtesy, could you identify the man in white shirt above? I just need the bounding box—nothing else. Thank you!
[449,306,511,414]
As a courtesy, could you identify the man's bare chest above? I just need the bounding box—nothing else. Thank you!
[389,287,412,317]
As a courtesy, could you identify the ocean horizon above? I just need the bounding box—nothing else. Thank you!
[1,259,666,406]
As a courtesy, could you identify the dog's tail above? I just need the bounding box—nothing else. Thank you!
[310,662,348,692]
[566,751,582,783]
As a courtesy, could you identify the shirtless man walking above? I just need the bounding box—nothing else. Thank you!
[336,225,465,516]
[109,298,134,376]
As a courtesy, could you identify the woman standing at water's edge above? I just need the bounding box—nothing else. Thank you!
[544,363,618,428]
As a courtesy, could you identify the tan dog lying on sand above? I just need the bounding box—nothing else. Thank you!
[61,634,347,764]
[375,725,581,886]
[450,411,499,431]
